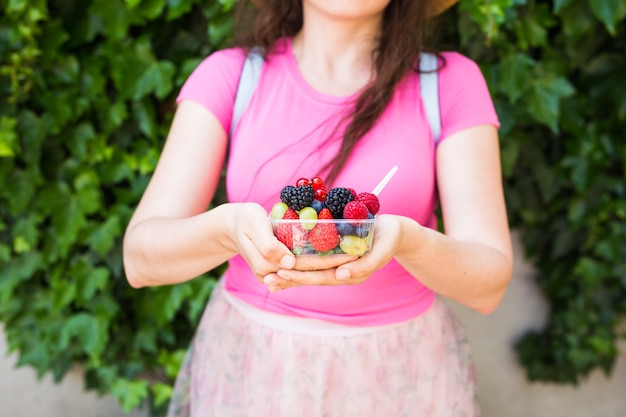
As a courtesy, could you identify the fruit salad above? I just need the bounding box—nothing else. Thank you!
[270,176,379,256]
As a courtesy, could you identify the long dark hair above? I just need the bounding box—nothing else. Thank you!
[233,0,440,185]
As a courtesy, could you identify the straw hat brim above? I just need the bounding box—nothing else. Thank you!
[432,0,459,15]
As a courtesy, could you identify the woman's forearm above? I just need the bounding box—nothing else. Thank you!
[395,216,513,314]
[122,204,237,288]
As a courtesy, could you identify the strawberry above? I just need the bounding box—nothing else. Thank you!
[343,201,369,225]
[309,222,340,252]
[356,192,380,215]
[276,208,299,250]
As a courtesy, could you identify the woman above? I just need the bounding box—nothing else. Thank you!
[123,0,513,415]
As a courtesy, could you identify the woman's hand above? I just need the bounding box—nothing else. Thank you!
[225,202,298,283]
[263,214,404,291]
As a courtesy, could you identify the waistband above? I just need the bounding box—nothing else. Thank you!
[219,281,420,337]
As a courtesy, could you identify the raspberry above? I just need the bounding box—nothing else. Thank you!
[280,185,315,211]
[309,222,340,253]
[283,208,299,219]
[356,192,380,215]
[318,207,333,220]
[325,187,354,219]
[343,201,369,225]
[276,208,299,250]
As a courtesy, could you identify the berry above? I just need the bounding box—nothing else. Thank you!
[343,201,369,225]
[309,222,340,253]
[356,192,380,215]
[336,222,354,236]
[318,207,334,220]
[347,188,357,199]
[296,178,310,187]
[311,199,325,213]
[354,222,372,238]
[311,176,324,190]
[270,202,288,220]
[314,187,327,202]
[339,235,369,256]
[275,208,299,249]
[325,187,354,219]
[280,184,315,211]
[299,206,318,231]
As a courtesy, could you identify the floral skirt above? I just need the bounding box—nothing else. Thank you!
[166,280,478,417]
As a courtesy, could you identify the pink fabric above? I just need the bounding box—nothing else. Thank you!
[166,282,478,417]
[177,39,500,326]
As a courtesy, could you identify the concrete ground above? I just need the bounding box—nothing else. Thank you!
[1,232,625,416]
[0,331,147,417]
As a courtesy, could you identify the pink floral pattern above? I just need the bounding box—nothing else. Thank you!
[167,284,479,417]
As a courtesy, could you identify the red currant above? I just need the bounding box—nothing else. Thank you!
[314,187,327,201]
[296,178,310,187]
[310,176,324,190]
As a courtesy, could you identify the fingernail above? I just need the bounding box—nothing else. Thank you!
[337,269,350,281]
[276,270,291,281]
[280,255,295,269]
[264,276,278,285]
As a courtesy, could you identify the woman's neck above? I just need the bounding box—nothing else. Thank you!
[291,4,384,96]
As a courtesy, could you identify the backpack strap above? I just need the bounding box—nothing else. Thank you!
[230,48,264,139]
[419,52,442,144]
[230,49,442,144]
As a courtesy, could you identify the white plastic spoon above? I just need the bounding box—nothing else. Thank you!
[371,165,398,196]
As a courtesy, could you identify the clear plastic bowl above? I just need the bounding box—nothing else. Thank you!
[270,218,375,256]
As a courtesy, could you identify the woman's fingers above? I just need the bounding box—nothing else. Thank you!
[293,254,357,271]
[230,203,296,281]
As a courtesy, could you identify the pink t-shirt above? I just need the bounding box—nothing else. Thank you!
[177,39,500,326]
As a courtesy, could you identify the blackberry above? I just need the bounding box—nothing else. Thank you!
[280,185,315,211]
[325,187,354,219]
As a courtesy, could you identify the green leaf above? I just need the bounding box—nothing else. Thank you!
[0,253,43,305]
[588,0,626,35]
[90,0,131,41]
[132,99,159,139]
[59,313,109,359]
[85,215,122,256]
[499,53,535,103]
[158,349,187,378]
[167,0,197,20]
[554,0,575,13]
[133,61,176,100]
[3,170,39,215]
[6,0,27,13]
[151,382,174,407]
[111,378,149,412]
[52,279,78,311]
[149,284,194,325]
[125,0,142,9]
[74,169,102,215]
[0,116,18,157]
[12,214,41,253]
[526,75,575,132]
[137,0,167,20]
[51,196,86,256]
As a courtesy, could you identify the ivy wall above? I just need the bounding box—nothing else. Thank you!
[1,0,625,415]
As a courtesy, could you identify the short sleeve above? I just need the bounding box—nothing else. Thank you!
[437,52,500,143]
[176,48,247,132]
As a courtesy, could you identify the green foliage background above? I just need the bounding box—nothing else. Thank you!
[0,0,625,414]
